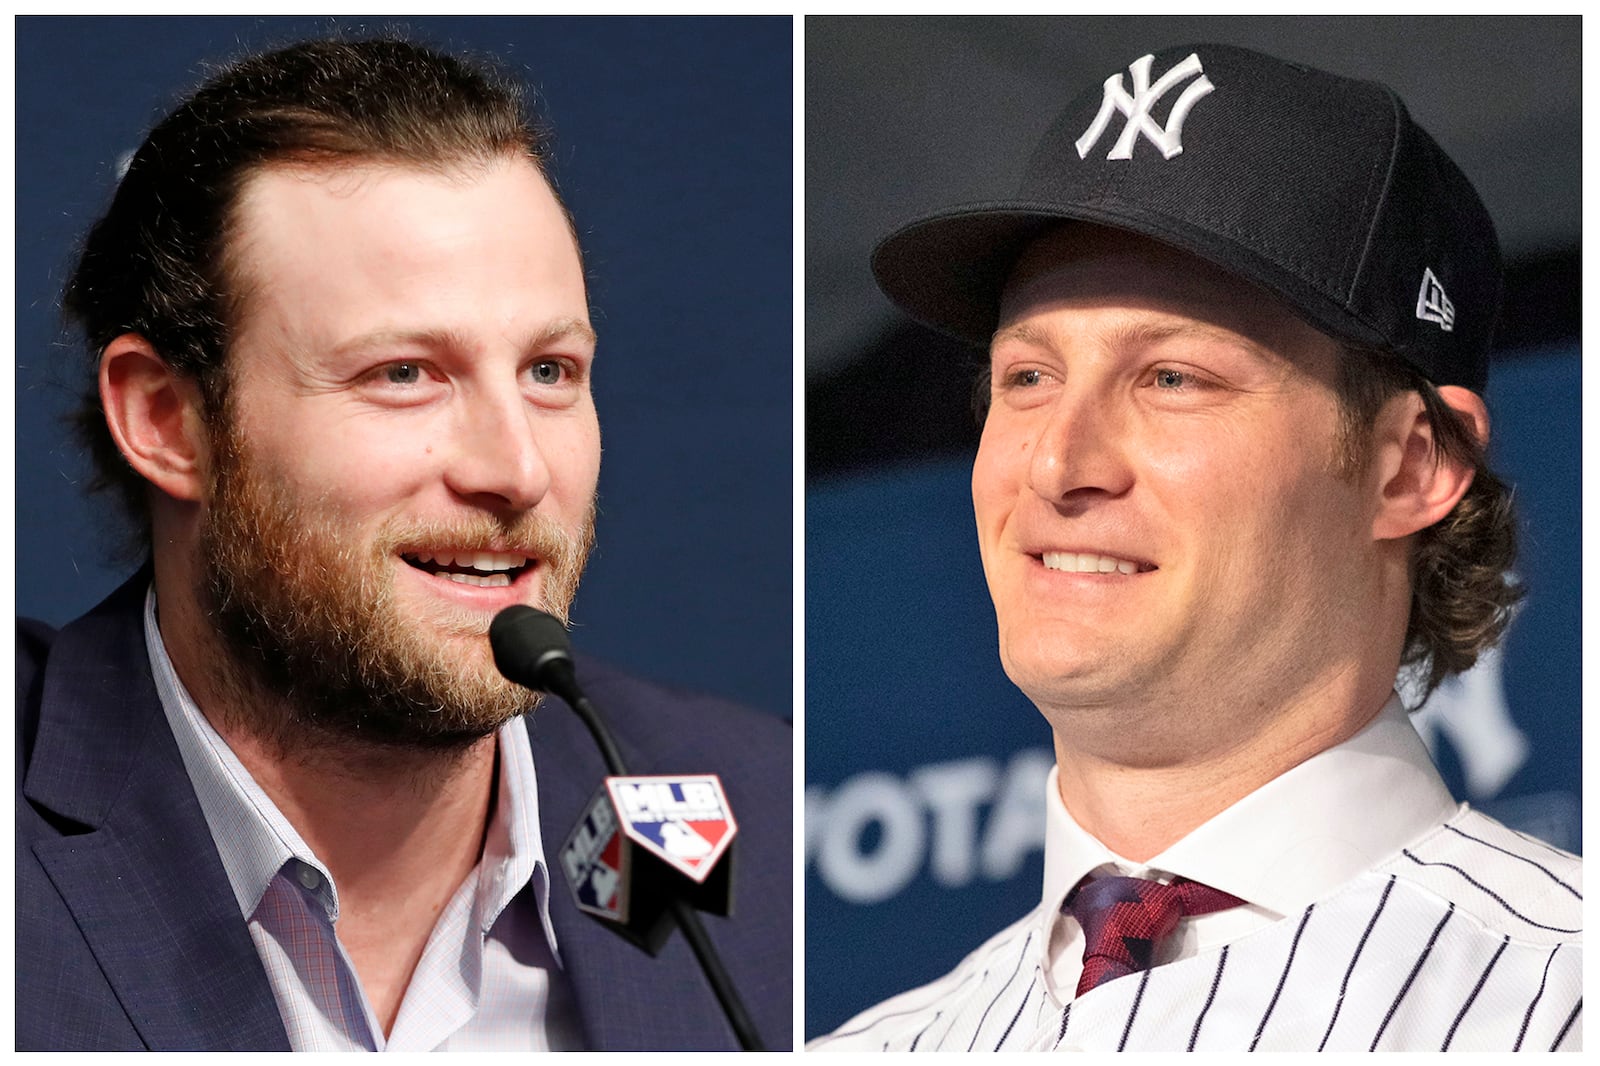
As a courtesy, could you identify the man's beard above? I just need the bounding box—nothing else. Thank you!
[195,420,595,755]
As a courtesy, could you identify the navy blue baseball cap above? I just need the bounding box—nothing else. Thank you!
[871,43,1502,393]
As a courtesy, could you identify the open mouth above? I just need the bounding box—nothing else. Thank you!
[1040,551,1157,576]
[401,549,535,588]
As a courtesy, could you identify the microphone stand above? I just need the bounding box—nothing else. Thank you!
[530,646,766,1052]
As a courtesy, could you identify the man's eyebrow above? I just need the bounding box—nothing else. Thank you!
[331,317,598,358]
[532,317,599,349]
[991,318,1273,362]
[989,322,1052,350]
[1109,319,1268,356]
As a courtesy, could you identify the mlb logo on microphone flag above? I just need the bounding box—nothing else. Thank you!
[562,788,630,921]
[607,775,737,883]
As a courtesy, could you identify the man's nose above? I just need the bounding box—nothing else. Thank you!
[442,383,551,512]
[1026,386,1135,505]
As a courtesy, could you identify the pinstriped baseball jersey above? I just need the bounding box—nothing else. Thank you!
[810,700,1582,1052]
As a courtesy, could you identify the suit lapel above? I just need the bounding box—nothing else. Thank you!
[27,582,746,1050]
[527,687,740,1051]
[23,579,289,1051]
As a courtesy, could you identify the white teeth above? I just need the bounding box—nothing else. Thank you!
[406,549,529,573]
[444,571,511,587]
[1042,551,1146,575]
[471,551,523,572]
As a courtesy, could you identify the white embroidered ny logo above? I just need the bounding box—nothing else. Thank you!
[1075,53,1215,161]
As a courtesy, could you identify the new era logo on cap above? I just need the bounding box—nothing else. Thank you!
[1417,268,1456,332]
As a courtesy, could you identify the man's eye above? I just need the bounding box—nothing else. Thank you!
[1154,368,1187,389]
[384,362,423,385]
[1004,368,1043,388]
[530,361,565,385]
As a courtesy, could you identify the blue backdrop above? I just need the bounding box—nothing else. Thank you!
[805,345,1582,1037]
[15,16,792,717]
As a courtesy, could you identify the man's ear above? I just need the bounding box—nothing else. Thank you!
[99,333,210,503]
[1370,385,1486,542]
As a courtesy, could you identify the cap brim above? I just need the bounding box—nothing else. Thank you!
[869,204,1065,348]
[871,200,1393,356]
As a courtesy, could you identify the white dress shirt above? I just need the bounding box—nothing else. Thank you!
[144,589,584,1051]
[1037,692,1459,998]
[811,694,1583,1051]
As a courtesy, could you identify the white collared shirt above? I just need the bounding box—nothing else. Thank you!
[1035,691,1459,1000]
[812,694,1583,1051]
[144,588,584,1051]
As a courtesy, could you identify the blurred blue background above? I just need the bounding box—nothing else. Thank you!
[16,15,792,717]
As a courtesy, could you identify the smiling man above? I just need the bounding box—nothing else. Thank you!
[17,38,789,1051]
[811,44,1580,1052]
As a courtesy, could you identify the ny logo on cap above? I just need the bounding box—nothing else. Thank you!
[1076,52,1215,161]
[1416,267,1456,332]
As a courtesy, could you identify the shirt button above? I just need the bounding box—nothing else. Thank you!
[296,864,322,891]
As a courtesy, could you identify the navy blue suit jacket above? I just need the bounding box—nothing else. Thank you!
[16,576,793,1050]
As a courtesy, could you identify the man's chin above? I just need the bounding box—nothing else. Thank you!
[288,664,534,754]
[999,633,1148,706]
[214,594,535,753]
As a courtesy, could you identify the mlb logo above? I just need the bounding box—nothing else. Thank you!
[607,775,738,883]
[561,789,630,922]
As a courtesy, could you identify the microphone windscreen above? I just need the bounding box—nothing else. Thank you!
[490,605,573,691]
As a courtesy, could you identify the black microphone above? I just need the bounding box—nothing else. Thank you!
[491,607,626,776]
[490,606,580,703]
[489,605,765,1052]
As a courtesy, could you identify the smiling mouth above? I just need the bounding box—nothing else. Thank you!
[401,549,535,588]
[1040,551,1157,576]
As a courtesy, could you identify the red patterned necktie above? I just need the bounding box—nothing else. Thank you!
[1066,875,1246,997]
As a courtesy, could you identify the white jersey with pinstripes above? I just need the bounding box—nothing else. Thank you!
[810,700,1582,1052]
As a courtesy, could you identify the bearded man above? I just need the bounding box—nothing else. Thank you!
[17,37,790,1051]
